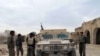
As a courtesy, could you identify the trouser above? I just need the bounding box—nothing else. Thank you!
[79,44,86,56]
[27,46,35,56]
[8,48,15,56]
[37,50,42,56]
[16,46,23,56]
[68,48,76,56]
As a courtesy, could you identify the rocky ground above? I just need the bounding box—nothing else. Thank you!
[0,44,100,56]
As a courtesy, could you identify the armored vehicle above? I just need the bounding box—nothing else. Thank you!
[36,29,76,56]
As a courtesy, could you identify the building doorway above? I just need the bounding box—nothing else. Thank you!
[86,30,90,44]
[96,28,100,44]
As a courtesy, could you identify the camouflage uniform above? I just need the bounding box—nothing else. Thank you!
[7,36,15,56]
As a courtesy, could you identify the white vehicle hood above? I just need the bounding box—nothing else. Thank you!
[37,39,70,45]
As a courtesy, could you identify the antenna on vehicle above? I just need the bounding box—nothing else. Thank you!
[41,22,44,30]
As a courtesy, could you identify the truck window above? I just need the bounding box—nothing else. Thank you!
[42,34,53,39]
[57,34,68,39]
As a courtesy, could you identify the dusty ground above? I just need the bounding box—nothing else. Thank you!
[0,44,100,56]
[0,44,27,56]
[76,44,100,56]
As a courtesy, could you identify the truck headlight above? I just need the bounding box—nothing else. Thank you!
[44,46,49,50]
[69,45,73,48]
[37,45,43,50]
[37,45,41,48]
[63,45,68,49]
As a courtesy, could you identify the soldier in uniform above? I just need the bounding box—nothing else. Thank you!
[7,31,15,56]
[26,32,36,56]
[79,32,87,56]
[16,34,23,56]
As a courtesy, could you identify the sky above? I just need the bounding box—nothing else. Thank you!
[0,0,100,34]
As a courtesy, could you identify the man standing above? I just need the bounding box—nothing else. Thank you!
[79,32,87,56]
[7,30,15,56]
[26,32,36,56]
[16,34,23,56]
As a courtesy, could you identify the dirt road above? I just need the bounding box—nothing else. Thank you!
[0,44,100,56]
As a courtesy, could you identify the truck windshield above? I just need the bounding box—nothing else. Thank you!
[42,34,53,39]
[57,34,68,39]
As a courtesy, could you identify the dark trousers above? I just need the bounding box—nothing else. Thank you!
[16,46,23,56]
[68,48,76,56]
[79,43,86,56]
[8,48,15,56]
[27,46,35,56]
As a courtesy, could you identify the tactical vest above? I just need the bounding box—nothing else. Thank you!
[28,37,34,45]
